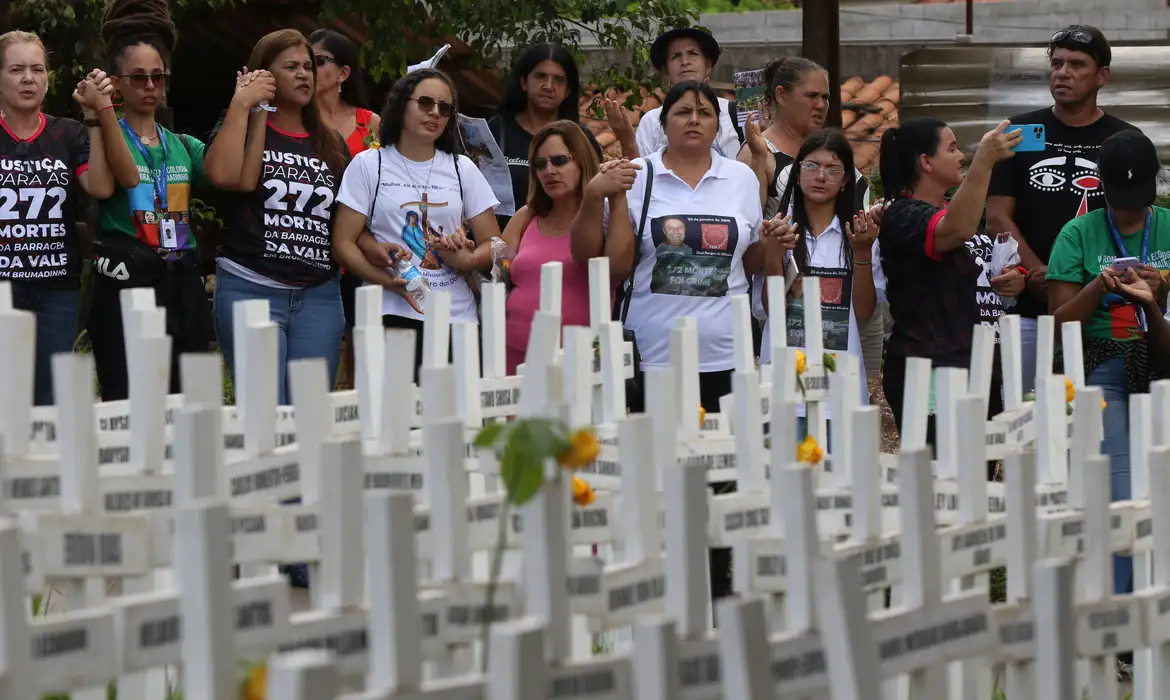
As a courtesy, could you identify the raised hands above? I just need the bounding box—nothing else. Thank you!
[232,67,276,110]
[744,112,768,159]
[975,120,1024,166]
[846,209,878,253]
[761,214,798,252]
[586,158,642,199]
[73,69,115,114]
[599,98,635,152]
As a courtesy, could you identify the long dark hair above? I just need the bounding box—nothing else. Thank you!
[379,68,462,155]
[500,43,581,122]
[247,29,349,177]
[779,130,858,270]
[308,28,369,109]
[878,116,947,198]
[101,0,177,74]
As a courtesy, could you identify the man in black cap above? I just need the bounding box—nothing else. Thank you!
[987,25,1138,392]
[629,27,744,159]
[1047,129,1169,612]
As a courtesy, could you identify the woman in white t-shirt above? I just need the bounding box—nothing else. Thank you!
[577,80,764,414]
[760,130,883,438]
[332,68,500,375]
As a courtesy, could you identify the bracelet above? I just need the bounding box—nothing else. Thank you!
[854,259,873,266]
[83,118,100,128]
[1016,266,1028,276]
[98,103,116,112]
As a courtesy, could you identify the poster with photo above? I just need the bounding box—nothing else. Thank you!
[648,213,739,297]
[734,68,766,132]
[455,114,516,216]
[785,267,852,351]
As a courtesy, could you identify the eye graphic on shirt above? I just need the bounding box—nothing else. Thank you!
[1028,156,1068,191]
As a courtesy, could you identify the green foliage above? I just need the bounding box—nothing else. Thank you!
[319,0,700,104]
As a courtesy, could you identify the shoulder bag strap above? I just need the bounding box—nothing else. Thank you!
[620,160,654,325]
[369,150,382,222]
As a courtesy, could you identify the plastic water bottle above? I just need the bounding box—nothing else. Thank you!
[393,254,429,307]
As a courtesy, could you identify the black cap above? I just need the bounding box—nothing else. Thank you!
[1049,25,1111,67]
[1098,130,1160,210]
[649,28,721,72]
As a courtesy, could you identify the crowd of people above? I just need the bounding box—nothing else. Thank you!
[2,1,1168,605]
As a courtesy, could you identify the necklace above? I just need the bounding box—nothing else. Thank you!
[395,144,436,210]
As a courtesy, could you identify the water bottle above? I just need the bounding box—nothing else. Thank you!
[393,254,429,307]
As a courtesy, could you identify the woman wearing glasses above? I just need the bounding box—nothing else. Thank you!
[333,68,500,376]
[0,29,135,405]
[89,0,211,402]
[310,28,382,389]
[500,120,620,375]
[203,29,350,404]
[759,130,881,438]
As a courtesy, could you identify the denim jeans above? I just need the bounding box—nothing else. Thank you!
[213,262,344,406]
[1087,356,1131,595]
[11,283,81,406]
[1019,316,1038,394]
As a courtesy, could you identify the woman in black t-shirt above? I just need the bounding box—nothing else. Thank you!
[204,29,349,406]
[877,117,1023,450]
[0,30,138,405]
[488,43,602,232]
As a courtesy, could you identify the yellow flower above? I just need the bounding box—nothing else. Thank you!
[242,663,266,700]
[558,429,600,470]
[797,434,823,465]
[572,475,595,506]
[1102,398,1108,410]
[1065,377,1076,404]
[795,350,807,375]
[699,405,707,428]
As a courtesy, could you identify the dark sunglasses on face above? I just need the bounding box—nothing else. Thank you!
[119,72,168,89]
[315,55,338,67]
[410,96,454,118]
[532,154,573,171]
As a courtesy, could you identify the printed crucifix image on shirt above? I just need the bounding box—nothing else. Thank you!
[648,213,738,297]
[786,267,852,351]
[399,195,448,271]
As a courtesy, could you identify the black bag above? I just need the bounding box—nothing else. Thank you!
[614,160,654,413]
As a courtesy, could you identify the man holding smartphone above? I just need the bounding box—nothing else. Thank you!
[987,25,1138,391]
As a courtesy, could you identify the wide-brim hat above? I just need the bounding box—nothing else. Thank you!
[649,27,721,72]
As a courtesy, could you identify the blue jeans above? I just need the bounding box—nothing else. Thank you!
[213,262,344,406]
[11,283,81,406]
[1087,356,1130,595]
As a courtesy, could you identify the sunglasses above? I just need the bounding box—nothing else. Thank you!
[1051,29,1094,45]
[532,154,573,171]
[119,72,168,89]
[410,96,454,118]
[315,55,338,67]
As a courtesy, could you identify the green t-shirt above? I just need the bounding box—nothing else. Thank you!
[1047,206,1170,342]
[98,126,206,251]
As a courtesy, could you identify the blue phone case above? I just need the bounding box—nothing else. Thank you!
[1011,124,1046,152]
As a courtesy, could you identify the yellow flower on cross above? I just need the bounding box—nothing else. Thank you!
[699,405,707,428]
[795,350,807,375]
[242,663,266,700]
[558,429,600,470]
[1065,377,1076,404]
[572,475,596,506]
[797,434,823,465]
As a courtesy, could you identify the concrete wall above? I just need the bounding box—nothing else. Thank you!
[579,0,1170,81]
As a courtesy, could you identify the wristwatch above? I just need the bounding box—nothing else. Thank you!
[84,117,101,128]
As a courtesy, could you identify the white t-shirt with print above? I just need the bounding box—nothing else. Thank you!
[337,146,499,322]
[759,216,885,415]
[635,97,742,160]
[609,150,762,372]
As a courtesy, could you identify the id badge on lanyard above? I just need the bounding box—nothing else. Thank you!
[1106,209,1151,333]
[120,119,177,249]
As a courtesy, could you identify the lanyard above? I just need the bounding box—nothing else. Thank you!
[120,118,168,212]
[1105,208,1151,332]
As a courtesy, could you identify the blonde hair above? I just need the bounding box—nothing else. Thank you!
[0,31,47,70]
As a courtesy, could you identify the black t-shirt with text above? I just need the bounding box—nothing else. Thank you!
[487,113,602,229]
[878,197,982,362]
[216,125,342,288]
[0,114,90,288]
[988,108,1137,318]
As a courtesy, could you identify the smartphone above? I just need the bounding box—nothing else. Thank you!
[1010,124,1046,152]
[1111,256,1141,271]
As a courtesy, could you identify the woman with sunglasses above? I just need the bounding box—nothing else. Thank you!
[501,120,619,375]
[88,0,214,401]
[0,30,136,406]
[310,28,382,389]
[759,130,881,440]
[204,29,350,404]
[334,68,500,378]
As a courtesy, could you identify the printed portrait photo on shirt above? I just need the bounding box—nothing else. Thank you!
[786,267,851,351]
[649,213,738,297]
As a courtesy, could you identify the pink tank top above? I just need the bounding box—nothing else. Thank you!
[505,216,592,355]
